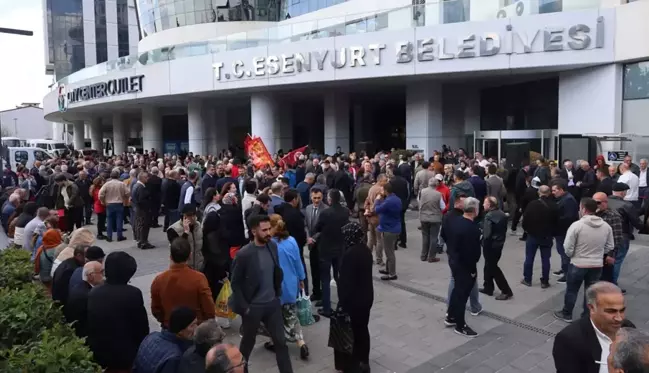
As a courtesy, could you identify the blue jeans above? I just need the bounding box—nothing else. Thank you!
[319,256,340,313]
[523,236,553,283]
[613,236,630,284]
[106,203,124,240]
[554,235,570,274]
[561,264,603,319]
[447,275,482,313]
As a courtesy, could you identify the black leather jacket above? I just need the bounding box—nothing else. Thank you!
[608,196,644,235]
[483,209,508,248]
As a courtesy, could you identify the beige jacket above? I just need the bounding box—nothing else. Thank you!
[99,179,130,205]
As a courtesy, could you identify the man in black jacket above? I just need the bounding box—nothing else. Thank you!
[553,281,632,373]
[551,179,580,283]
[75,171,93,225]
[480,196,513,300]
[52,245,87,306]
[147,167,163,228]
[522,185,557,288]
[390,167,410,249]
[275,189,309,297]
[163,170,182,231]
[441,196,482,338]
[87,251,149,371]
[65,261,104,338]
[578,161,597,199]
[608,183,645,286]
[596,167,614,196]
[132,171,154,249]
[229,214,293,373]
[314,189,349,318]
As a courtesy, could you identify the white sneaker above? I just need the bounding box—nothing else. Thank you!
[330,279,337,287]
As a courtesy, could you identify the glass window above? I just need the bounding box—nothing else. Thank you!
[624,61,649,100]
[34,150,51,161]
[14,151,28,165]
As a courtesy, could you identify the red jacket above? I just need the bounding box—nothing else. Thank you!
[93,188,105,214]
[436,184,450,214]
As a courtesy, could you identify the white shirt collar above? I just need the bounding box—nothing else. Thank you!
[590,318,612,373]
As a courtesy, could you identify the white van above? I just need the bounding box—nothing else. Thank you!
[27,139,69,156]
[1,137,26,148]
[2,147,53,170]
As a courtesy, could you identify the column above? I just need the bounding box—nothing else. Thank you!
[89,118,103,153]
[73,121,85,150]
[141,106,163,153]
[112,113,127,155]
[188,99,206,156]
[276,102,294,152]
[324,92,350,154]
[210,107,229,156]
[405,82,443,156]
[441,85,466,151]
[250,93,278,155]
[463,87,481,154]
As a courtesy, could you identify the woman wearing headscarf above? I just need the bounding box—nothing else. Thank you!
[334,222,374,373]
[263,214,309,360]
[36,228,64,293]
[51,227,96,276]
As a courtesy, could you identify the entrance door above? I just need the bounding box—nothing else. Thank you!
[482,139,499,160]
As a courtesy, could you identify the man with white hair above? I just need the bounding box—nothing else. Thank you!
[608,327,649,373]
[65,261,104,338]
[268,182,284,214]
[178,319,226,373]
[553,281,634,373]
[1,193,20,233]
[638,158,648,203]
[618,163,640,208]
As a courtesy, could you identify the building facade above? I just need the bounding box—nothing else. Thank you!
[0,105,54,140]
[42,0,649,162]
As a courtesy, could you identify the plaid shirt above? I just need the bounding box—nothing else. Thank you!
[597,209,624,256]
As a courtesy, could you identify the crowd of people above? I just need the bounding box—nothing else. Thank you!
[1,145,649,372]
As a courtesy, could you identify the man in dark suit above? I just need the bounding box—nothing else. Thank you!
[596,167,614,196]
[132,171,154,249]
[578,161,597,199]
[390,167,410,249]
[559,160,581,201]
[305,188,327,302]
[147,167,163,228]
[314,188,349,318]
[229,214,293,373]
[553,281,633,373]
[65,261,104,338]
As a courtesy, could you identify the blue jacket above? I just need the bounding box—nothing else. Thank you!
[2,202,16,233]
[296,182,311,208]
[284,170,297,188]
[375,194,402,234]
[273,237,306,305]
[133,331,191,373]
[268,195,284,215]
[468,175,487,202]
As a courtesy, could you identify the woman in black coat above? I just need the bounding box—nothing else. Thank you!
[335,222,374,373]
[202,207,228,300]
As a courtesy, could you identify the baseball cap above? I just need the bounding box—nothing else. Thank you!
[531,176,541,189]
[612,182,630,192]
[434,174,444,181]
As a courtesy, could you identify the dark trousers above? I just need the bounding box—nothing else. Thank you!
[334,308,371,372]
[299,247,309,296]
[554,235,570,274]
[561,264,602,319]
[399,209,407,245]
[511,203,523,231]
[448,268,476,329]
[134,209,150,244]
[83,203,93,224]
[164,208,180,231]
[309,244,321,299]
[421,221,441,260]
[106,203,124,240]
[96,212,106,235]
[123,206,130,224]
[319,256,340,313]
[600,256,615,283]
[65,207,82,233]
[240,301,293,373]
[482,245,513,295]
[149,201,161,226]
[523,235,552,283]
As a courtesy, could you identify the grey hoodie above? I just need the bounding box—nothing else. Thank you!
[564,215,613,268]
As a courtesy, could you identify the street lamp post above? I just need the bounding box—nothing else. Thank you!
[0,27,32,169]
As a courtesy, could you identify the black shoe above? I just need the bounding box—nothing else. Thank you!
[359,362,371,373]
[398,242,407,249]
[141,243,155,250]
[315,300,323,307]
[556,276,567,284]
[552,310,572,323]
[97,234,107,240]
[443,317,456,327]
[622,288,627,294]
[380,275,397,281]
[264,342,275,352]
[630,233,635,240]
[117,236,127,242]
[519,236,527,241]
[495,293,513,301]
[300,344,309,360]
[520,279,532,287]
[454,325,478,338]
[478,288,493,296]
[151,224,161,228]
[310,294,322,302]
[317,309,332,318]
[553,270,564,277]
[541,282,550,289]
[378,269,389,275]
[313,314,321,322]
[105,238,113,243]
